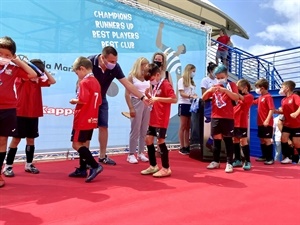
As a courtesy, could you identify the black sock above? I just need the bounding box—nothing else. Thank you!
[78,146,98,168]
[281,142,289,158]
[25,145,35,163]
[147,144,157,167]
[6,147,18,165]
[79,157,87,170]
[241,145,251,162]
[213,139,222,162]
[233,143,241,160]
[223,137,233,164]
[159,143,169,169]
[260,144,266,158]
[266,144,274,161]
[297,148,300,156]
[0,152,7,169]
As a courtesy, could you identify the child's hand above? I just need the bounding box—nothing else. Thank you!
[263,120,269,127]
[191,94,198,99]
[290,112,298,118]
[217,87,226,93]
[69,99,78,104]
[209,87,218,93]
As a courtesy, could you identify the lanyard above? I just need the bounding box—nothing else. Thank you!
[83,72,94,79]
[152,79,164,97]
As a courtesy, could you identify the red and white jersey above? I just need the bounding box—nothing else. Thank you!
[211,82,238,119]
[15,78,50,117]
[234,93,254,128]
[0,64,29,109]
[256,93,274,126]
[149,79,176,129]
[281,94,300,128]
[73,76,102,130]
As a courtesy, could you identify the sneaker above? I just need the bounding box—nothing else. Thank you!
[264,160,274,165]
[0,175,5,188]
[255,157,266,162]
[281,157,292,164]
[179,147,190,155]
[153,168,172,177]
[137,153,149,162]
[127,154,138,164]
[25,164,40,174]
[141,165,159,175]
[99,155,116,165]
[225,163,233,173]
[69,168,87,178]
[85,164,103,182]
[3,167,15,177]
[207,161,220,169]
[232,160,243,167]
[243,161,252,171]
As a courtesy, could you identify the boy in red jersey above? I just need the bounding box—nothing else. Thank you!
[276,81,300,164]
[69,56,103,183]
[140,63,177,177]
[202,64,239,173]
[253,78,275,165]
[232,79,254,170]
[0,36,37,188]
[2,59,56,177]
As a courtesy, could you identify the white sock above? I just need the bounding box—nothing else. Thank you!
[25,163,32,168]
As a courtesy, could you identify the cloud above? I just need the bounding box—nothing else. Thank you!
[256,0,300,45]
[244,44,284,55]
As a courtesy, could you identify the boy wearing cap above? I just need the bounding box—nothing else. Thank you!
[2,59,56,177]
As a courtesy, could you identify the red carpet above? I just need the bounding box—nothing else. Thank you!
[0,151,299,225]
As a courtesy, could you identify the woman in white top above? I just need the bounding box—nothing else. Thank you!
[125,57,150,163]
[177,64,197,155]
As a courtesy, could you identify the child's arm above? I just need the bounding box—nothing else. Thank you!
[263,109,274,127]
[11,55,37,78]
[152,96,177,104]
[218,87,239,101]
[290,106,300,119]
[202,87,216,101]
[44,70,56,85]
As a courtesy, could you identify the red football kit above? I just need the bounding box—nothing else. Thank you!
[211,82,238,120]
[73,76,102,130]
[255,93,275,126]
[217,35,230,51]
[0,64,29,109]
[15,78,50,117]
[281,94,300,128]
[149,79,176,129]
[234,94,254,128]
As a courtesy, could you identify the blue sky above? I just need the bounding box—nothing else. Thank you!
[210,0,300,54]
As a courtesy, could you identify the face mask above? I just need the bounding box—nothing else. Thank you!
[153,61,162,68]
[150,79,159,86]
[279,89,286,96]
[238,90,244,95]
[217,78,227,86]
[191,72,195,78]
[255,88,261,95]
[105,61,116,70]
[0,57,11,66]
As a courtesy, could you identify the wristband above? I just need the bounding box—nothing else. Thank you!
[140,95,145,101]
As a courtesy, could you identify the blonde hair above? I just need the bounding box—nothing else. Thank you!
[152,52,167,71]
[182,64,196,87]
[129,57,149,78]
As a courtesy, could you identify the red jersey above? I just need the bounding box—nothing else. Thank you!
[255,93,274,126]
[217,35,230,51]
[149,79,176,128]
[15,78,50,117]
[211,82,238,119]
[73,76,102,130]
[234,94,254,128]
[0,64,29,109]
[281,94,300,128]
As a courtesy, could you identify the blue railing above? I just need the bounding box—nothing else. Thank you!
[208,40,300,89]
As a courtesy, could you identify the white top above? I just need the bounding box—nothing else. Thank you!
[130,77,150,98]
[200,76,218,90]
[273,115,283,141]
[177,77,196,104]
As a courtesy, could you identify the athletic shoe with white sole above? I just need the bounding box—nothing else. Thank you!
[225,163,233,173]
[127,154,138,164]
[137,153,149,162]
[207,161,220,169]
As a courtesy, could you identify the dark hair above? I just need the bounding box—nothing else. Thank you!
[102,46,118,57]
[29,59,45,76]
[282,80,296,91]
[207,62,217,74]
[294,89,300,96]
[144,63,160,81]
[0,36,17,55]
[255,78,269,90]
[237,79,251,91]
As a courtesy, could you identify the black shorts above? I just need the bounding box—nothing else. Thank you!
[71,129,94,142]
[12,117,39,138]
[147,126,167,139]
[282,126,300,138]
[234,127,248,138]
[178,104,191,117]
[0,108,17,137]
[257,126,273,138]
[211,118,234,137]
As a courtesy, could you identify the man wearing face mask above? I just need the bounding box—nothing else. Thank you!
[85,46,148,166]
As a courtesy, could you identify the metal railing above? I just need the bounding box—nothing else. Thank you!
[209,40,300,89]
